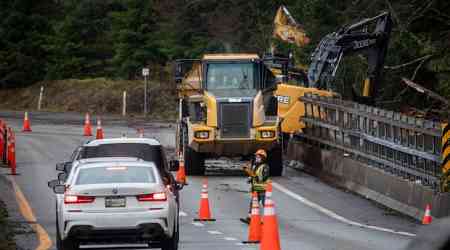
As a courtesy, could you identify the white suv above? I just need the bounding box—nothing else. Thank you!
[51,160,179,250]
[55,138,182,201]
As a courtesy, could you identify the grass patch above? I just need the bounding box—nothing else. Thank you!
[0,199,15,250]
[0,78,178,121]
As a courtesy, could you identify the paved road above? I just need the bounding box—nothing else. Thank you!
[0,112,420,250]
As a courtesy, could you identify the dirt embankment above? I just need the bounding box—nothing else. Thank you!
[0,78,178,120]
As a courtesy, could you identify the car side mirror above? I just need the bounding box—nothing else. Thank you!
[53,184,65,194]
[169,160,180,171]
[48,179,59,189]
[56,162,65,171]
[64,162,72,173]
[56,162,72,172]
[58,172,67,182]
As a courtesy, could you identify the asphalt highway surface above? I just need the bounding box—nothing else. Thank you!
[0,111,421,250]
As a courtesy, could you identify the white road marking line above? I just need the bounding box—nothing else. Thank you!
[207,230,223,235]
[191,222,204,227]
[272,182,416,237]
[81,244,147,249]
[179,211,188,217]
[224,237,237,241]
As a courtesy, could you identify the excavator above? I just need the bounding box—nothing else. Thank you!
[273,7,392,135]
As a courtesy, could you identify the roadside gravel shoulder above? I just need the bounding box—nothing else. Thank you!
[0,172,38,250]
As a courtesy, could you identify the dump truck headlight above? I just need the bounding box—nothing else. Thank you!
[260,131,275,138]
[195,131,209,139]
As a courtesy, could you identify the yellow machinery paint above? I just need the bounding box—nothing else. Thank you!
[203,91,217,127]
[275,83,334,134]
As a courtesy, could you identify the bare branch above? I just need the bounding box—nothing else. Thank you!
[384,55,432,70]
[385,0,424,45]
[411,55,429,80]
[407,0,435,26]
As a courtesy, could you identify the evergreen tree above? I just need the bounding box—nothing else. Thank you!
[111,0,163,79]
[0,0,54,87]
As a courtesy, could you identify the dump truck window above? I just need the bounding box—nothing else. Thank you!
[206,63,255,90]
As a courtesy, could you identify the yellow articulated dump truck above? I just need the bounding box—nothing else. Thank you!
[175,53,283,176]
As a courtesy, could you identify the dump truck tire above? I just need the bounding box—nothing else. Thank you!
[268,146,283,176]
[185,147,205,176]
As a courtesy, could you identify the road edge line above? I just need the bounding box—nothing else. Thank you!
[272,181,416,237]
[8,176,52,250]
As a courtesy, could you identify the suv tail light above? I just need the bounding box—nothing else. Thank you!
[137,192,167,202]
[64,195,95,204]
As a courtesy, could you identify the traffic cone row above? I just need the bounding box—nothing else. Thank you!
[82,113,108,139]
[191,179,281,249]
[194,178,215,221]
[422,204,432,225]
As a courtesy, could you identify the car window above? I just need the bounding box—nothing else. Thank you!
[80,143,163,168]
[75,166,156,185]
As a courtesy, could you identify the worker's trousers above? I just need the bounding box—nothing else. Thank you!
[248,191,265,215]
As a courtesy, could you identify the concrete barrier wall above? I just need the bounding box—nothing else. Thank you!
[286,141,450,220]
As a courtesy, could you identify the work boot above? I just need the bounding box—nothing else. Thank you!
[240,217,251,224]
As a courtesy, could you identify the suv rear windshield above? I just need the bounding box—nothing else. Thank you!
[76,166,155,185]
[79,143,163,167]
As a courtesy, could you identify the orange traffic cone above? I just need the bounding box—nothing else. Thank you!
[9,137,16,175]
[138,128,144,138]
[6,130,11,165]
[422,204,432,225]
[260,182,281,250]
[0,122,4,162]
[96,119,104,139]
[22,112,32,132]
[242,192,262,244]
[194,178,216,221]
[83,113,92,136]
[1,123,6,164]
[176,156,187,185]
[6,128,16,175]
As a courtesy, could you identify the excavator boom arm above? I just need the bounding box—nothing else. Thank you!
[307,12,392,103]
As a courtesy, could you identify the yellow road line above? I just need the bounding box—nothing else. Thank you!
[8,176,52,250]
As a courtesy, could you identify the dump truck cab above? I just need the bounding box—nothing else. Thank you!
[175,53,282,176]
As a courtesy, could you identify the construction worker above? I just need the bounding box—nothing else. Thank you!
[240,149,270,224]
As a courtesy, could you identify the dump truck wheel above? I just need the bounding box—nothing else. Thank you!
[268,146,283,176]
[185,147,205,176]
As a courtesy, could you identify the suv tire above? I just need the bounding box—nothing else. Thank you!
[161,220,179,250]
[56,218,79,250]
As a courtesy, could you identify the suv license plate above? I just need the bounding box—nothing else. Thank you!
[105,197,126,208]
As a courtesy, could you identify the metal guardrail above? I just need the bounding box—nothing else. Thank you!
[298,93,443,191]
